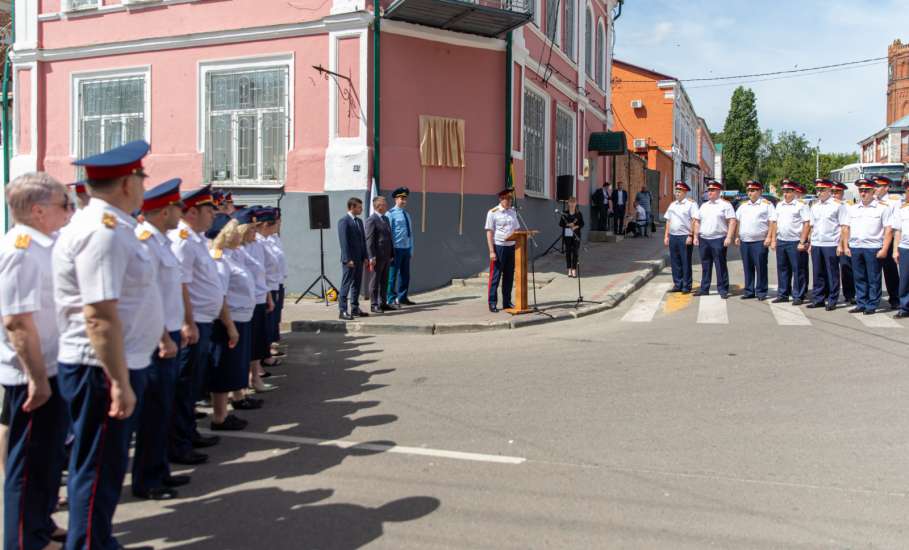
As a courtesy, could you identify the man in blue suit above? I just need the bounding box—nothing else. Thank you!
[338,197,369,320]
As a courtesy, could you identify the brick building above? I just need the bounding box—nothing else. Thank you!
[888,39,909,126]
[858,39,909,170]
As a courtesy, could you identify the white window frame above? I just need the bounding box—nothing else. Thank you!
[522,81,550,199]
[69,66,152,159]
[596,19,606,90]
[584,5,593,78]
[197,53,295,188]
[562,0,576,61]
[555,104,576,195]
[63,0,102,12]
[544,0,560,46]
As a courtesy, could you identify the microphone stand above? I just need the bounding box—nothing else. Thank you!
[515,208,552,319]
[574,239,601,308]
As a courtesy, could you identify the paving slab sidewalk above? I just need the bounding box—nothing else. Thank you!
[283,232,668,335]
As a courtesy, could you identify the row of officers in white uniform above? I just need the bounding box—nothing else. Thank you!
[663,175,909,315]
[0,140,290,550]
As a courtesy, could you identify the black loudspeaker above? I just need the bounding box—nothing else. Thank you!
[556,175,574,201]
[308,195,331,229]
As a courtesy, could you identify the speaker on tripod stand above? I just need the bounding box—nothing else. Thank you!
[542,175,575,257]
[296,195,339,305]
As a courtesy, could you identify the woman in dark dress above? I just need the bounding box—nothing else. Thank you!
[559,196,584,277]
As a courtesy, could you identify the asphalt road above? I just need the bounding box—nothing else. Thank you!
[48,254,909,549]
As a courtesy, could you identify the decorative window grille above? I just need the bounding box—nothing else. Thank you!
[545,0,559,44]
[204,67,289,185]
[556,109,574,187]
[596,23,604,88]
[524,90,546,195]
[68,0,99,10]
[563,0,575,61]
[77,76,146,174]
[584,7,593,76]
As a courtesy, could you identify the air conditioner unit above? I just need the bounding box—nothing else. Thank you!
[630,99,644,109]
[633,138,648,150]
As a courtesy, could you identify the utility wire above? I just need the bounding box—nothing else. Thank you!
[685,60,886,89]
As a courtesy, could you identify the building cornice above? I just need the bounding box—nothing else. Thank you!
[11,11,373,62]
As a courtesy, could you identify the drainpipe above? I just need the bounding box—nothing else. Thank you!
[372,0,381,194]
[2,0,14,231]
[613,0,623,21]
[504,30,513,188]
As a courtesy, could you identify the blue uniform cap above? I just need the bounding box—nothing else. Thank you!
[872,175,893,187]
[205,213,232,240]
[254,207,276,223]
[392,187,410,198]
[232,208,255,225]
[142,178,183,211]
[181,186,215,209]
[73,140,150,181]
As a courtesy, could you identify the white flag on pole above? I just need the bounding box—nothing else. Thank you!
[369,177,379,216]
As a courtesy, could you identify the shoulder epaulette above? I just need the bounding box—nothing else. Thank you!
[210,248,223,260]
[797,199,805,204]
[489,206,501,213]
[901,203,909,209]
[138,230,152,241]
[762,199,771,205]
[832,199,842,204]
[14,234,30,250]
[847,200,855,205]
[179,229,190,240]
[102,213,117,229]
[879,199,889,205]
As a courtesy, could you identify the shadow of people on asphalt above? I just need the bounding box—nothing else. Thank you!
[115,487,441,550]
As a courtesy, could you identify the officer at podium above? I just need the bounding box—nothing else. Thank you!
[485,188,519,313]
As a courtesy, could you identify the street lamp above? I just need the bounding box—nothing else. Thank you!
[815,138,822,180]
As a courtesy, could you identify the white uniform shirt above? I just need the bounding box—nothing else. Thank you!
[213,248,256,323]
[697,199,736,239]
[735,199,775,242]
[267,234,288,283]
[54,199,163,370]
[0,225,59,386]
[485,205,519,247]
[846,200,893,249]
[809,197,848,247]
[240,244,268,304]
[893,203,909,249]
[664,198,699,237]
[137,221,184,333]
[771,199,810,242]
[169,220,224,323]
[257,233,281,292]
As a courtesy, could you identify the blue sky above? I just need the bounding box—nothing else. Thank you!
[613,0,909,154]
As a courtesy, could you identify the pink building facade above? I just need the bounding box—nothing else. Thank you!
[10,0,621,291]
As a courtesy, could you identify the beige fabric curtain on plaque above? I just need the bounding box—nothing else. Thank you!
[418,115,466,234]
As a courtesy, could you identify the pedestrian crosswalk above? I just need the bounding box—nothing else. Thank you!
[621,284,908,329]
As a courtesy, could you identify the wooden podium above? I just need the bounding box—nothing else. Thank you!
[504,229,538,315]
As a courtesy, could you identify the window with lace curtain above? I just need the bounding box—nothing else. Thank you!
[524,89,546,195]
[562,0,575,61]
[76,74,147,176]
[203,66,289,185]
[545,0,559,44]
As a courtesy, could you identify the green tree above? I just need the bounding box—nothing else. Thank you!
[760,131,815,187]
[720,87,761,190]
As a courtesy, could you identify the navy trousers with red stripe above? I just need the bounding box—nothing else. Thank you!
[58,363,147,550]
[488,244,515,308]
[3,379,68,550]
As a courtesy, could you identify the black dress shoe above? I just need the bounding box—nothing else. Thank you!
[895,311,909,318]
[863,309,876,315]
[191,434,220,449]
[194,411,207,420]
[757,296,767,301]
[720,294,729,300]
[740,295,755,300]
[771,297,789,303]
[489,305,499,313]
[133,487,179,501]
[231,397,262,410]
[169,451,208,466]
[805,302,823,309]
[352,309,369,317]
[849,299,857,305]
[371,306,382,314]
[825,304,836,311]
[211,414,248,431]
[162,475,191,488]
[848,306,864,313]
[339,311,354,321]
[503,303,515,310]
[792,299,804,306]
[381,303,398,311]
[668,287,682,293]
[681,289,691,294]
[399,298,417,306]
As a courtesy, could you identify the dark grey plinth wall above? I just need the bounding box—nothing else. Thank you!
[278,190,577,295]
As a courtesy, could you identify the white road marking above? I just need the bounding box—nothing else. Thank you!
[769,302,812,326]
[697,295,729,324]
[853,312,902,328]
[621,282,673,322]
[198,429,526,465]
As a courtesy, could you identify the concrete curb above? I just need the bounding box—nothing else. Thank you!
[291,255,668,336]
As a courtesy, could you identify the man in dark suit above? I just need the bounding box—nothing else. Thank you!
[611,183,628,235]
[590,184,605,231]
[338,197,369,320]
[365,195,396,313]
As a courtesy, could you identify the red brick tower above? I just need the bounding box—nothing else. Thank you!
[888,39,909,124]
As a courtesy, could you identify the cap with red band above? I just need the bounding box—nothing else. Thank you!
[706,180,723,191]
[72,140,150,181]
[745,179,763,191]
[142,178,183,212]
[674,180,690,191]
[780,178,799,191]
[814,178,834,189]
[67,181,87,194]
[181,186,215,209]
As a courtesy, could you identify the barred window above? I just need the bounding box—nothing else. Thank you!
[555,108,574,192]
[596,22,604,88]
[204,67,289,185]
[563,0,575,61]
[584,7,593,77]
[524,90,546,195]
[68,0,99,10]
[77,76,146,171]
[545,0,559,44]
